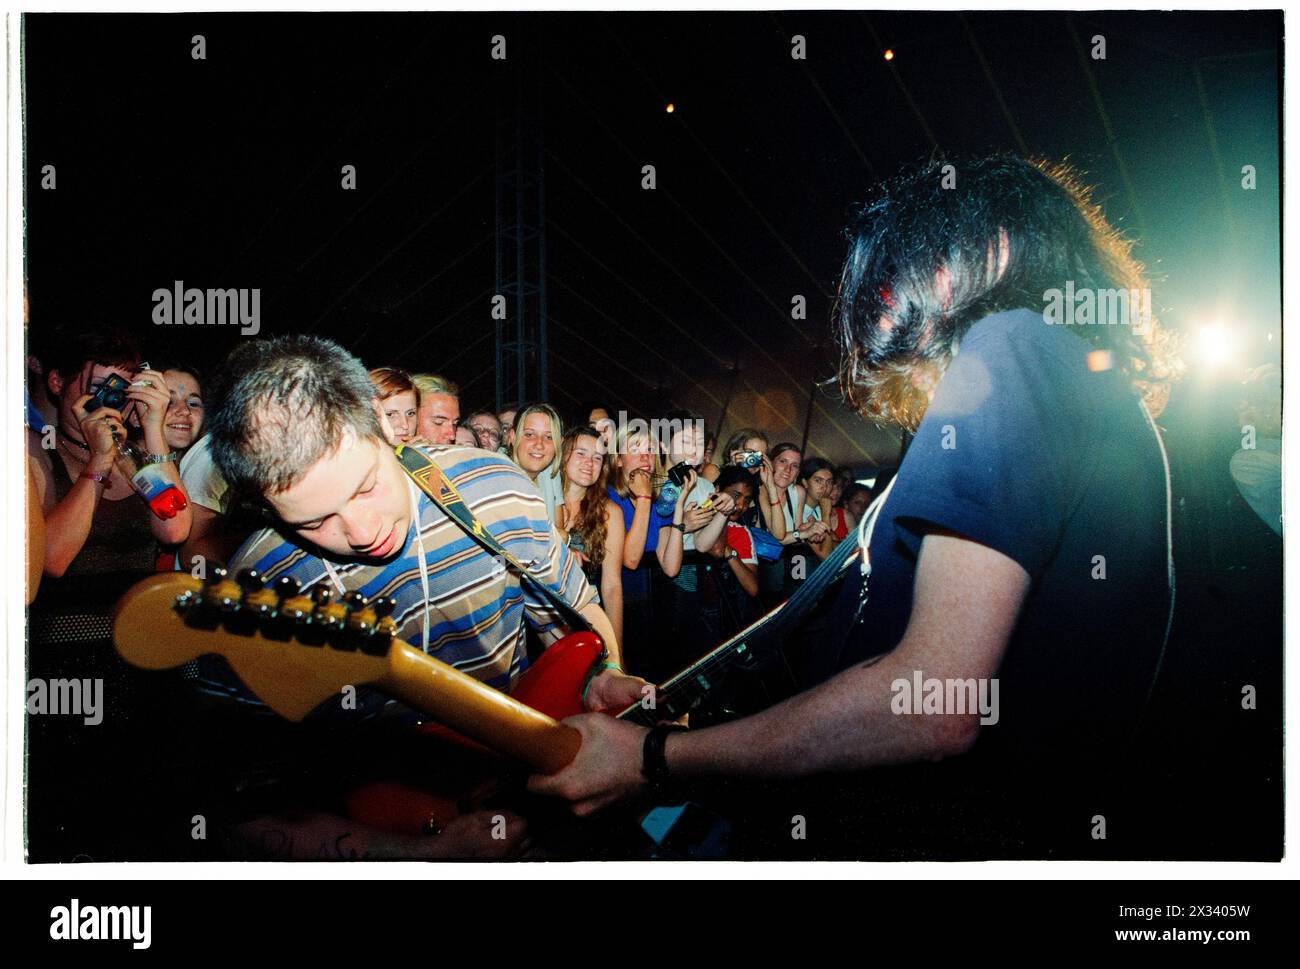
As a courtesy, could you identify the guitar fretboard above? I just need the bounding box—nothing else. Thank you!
[615,540,863,726]
[615,601,788,726]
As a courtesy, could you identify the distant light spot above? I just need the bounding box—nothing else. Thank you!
[884,49,895,61]
[1087,349,1114,372]
[665,103,675,114]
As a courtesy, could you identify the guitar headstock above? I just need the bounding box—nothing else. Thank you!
[111,568,401,721]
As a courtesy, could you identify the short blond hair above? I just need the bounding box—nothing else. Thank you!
[410,373,459,398]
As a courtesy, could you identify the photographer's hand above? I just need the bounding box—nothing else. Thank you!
[72,396,124,474]
[127,368,172,454]
[629,468,654,500]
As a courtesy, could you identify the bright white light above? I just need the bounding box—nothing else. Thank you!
[1195,324,1238,369]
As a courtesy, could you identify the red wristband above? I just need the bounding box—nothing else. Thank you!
[634,494,653,501]
[80,470,109,485]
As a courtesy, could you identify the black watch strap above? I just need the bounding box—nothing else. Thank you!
[642,724,687,786]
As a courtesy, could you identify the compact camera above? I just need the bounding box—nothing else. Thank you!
[666,461,694,487]
[736,450,764,469]
[84,373,132,414]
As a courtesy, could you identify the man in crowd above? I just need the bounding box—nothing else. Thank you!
[411,372,459,445]
[498,403,520,453]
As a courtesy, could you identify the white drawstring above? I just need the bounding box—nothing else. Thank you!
[857,474,899,581]
[407,474,432,651]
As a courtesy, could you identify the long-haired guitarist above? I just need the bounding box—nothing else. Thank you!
[530,155,1181,853]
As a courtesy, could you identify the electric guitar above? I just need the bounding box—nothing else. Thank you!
[111,565,783,833]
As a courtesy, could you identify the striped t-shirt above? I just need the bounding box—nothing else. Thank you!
[204,444,596,717]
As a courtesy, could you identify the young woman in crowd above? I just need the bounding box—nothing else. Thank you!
[578,401,615,453]
[454,425,479,447]
[714,427,786,541]
[556,425,625,647]
[148,361,207,570]
[757,441,821,604]
[705,465,763,606]
[607,421,693,679]
[463,408,504,451]
[368,367,419,444]
[833,482,873,540]
[26,328,195,861]
[28,329,192,585]
[795,456,839,560]
[658,411,735,672]
[153,363,205,459]
[511,403,564,521]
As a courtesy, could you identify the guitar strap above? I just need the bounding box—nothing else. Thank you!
[394,444,593,634]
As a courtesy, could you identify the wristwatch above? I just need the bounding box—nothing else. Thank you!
[642,724,687,786]
[670,522,686,532]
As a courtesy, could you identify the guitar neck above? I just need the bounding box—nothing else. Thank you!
[616,600,790,726]
[380,642,582,773]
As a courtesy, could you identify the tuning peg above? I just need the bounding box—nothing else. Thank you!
[275,575,302,598]
[237,569,280,620]
[199,566,241,612]
[275,576,313,624]
[343,591,367,611]
[371,595,396,618]
[310,585,334,606]
[237,569,265,592]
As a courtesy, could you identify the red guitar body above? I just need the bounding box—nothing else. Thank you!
[345,632,604,835]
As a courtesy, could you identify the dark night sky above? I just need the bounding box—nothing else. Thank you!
[23,10,1281,467]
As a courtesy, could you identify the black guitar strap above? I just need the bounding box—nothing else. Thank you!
[394,444,592,634]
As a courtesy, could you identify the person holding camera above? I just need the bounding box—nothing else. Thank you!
[27,329,192,587]
[26,327,195,862]
[656,412,737,670]
[716,427,787,542]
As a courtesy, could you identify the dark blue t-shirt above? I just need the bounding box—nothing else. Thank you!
[828,309,1171,765]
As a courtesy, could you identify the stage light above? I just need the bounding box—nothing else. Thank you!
[884,49,895,61]
[1194,324,1239,370]
[1087,349,1114,372]
[665,103,675,114]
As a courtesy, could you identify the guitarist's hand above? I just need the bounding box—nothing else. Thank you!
[583,669,652,714]
[527,714,649,816]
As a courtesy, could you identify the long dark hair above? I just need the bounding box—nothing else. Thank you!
[558,426,612,566]
[833,154,1180,429]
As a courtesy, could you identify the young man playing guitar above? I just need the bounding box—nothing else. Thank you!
[530,156,1180,857]
[201,335,646,858]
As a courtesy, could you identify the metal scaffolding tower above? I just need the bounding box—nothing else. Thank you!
[494,68,548,410]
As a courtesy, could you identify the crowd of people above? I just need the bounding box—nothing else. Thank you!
[23,326,882,858]
[25,334,875,687]
[24,154,1205,861]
